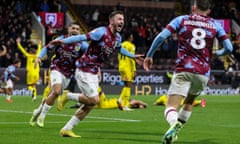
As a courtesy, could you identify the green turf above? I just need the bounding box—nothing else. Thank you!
[0,95,239,144]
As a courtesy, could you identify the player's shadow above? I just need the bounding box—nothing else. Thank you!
[82,129,164,143]
[84,135,160,144]
[82,129,163,136]
[83,130,221,144]
[177,139,220,144]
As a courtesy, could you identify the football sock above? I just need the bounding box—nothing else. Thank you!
[38,103,52,120]
[6,95,11,100]
[122,87,130,107]
[178,108,191,124]
[42,85,50,100]
[62,115,80,130]
[164,107,178,126]
[67,92,81,102]
[119,86,126,102]
[28,86,34,96]
[34,103,43,115]
[33,87,37,97]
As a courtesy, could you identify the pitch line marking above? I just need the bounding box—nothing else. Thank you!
[0,121,133,125]
[0,109,141,122]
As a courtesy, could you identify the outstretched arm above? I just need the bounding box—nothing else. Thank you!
[143,29,171,71]
[0,45,7,57]
[16,37,29,56]
[214,21,233,56]
[118,47,144,66]
[215,39,233,56]
[3,70,9,82]
[62,35,88,44]
[50,27,106,45]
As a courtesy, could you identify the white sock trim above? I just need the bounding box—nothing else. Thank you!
[38,103,52,119]
[68,92,81,102]
[62,115,80,130]
[164,107,178,126]
[178,108,191,122]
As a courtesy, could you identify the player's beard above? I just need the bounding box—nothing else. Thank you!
[71,32,78,36]
[115,24,123,33]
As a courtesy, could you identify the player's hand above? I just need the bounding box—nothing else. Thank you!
[39,40,42,46]
[16,37,21,43]
[134,54,144,66]
[15,76,20,81]
[49,39,63,45]
[34,57,42,68]
[0,45,7,56]
[143,57,153,72]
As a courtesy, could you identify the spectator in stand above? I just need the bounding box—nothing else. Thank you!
[92,9,100,26]
[46,22,55,43]
[15,0,23,14]
[40,0,49,12]
[52,0,61,12]
[136,24,147,52]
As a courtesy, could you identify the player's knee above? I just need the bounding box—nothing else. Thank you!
[52,87,62,96]
[89,96,99,105]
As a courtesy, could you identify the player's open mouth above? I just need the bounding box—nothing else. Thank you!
[72,32,78,35]
[117,24,123,29]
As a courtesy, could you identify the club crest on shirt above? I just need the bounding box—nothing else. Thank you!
[75,45,81,51]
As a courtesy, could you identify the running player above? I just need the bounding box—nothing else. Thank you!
[29,22,89,128]
[143,0,233,143]
[51,10,143,137]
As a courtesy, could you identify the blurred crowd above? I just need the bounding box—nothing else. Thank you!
[0,0,66,68]
[0,0,240,87]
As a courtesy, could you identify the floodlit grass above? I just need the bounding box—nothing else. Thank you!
[0,95,239,144]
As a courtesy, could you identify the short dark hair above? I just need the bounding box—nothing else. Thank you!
[194,0,211,11]
[123,31,133,40]
[69,22,80,27]
[109,10,124,19]
[13,59,21,64]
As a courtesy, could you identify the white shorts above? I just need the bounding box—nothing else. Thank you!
[50,70,71,92]
[4,79,13,89]
[75,69,99,97]
[168,72,209,97]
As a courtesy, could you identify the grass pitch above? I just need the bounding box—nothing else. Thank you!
[0,95,239,144]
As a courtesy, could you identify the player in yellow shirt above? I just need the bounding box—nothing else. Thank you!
[70,86,148,109]
[96,86,147,109]
[42,69,51,101]
[16,38,41,101]
[117,32,136,111]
